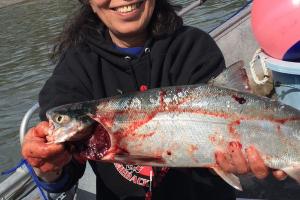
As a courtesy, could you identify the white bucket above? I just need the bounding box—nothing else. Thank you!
[259,52,300,110]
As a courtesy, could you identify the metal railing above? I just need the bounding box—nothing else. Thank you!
[177,0,207,16]
[19,103,39,145]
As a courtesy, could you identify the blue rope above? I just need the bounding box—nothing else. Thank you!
[1,159,48,200]
[1,159,26,175]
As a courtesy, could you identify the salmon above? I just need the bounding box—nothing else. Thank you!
[46,61,300,190]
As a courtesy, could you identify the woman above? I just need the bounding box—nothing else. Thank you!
[22,0,286,199]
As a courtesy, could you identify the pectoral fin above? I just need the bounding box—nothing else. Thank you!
[211,166,243,191]
[281,166,300,183]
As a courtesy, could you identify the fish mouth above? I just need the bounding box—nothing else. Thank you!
[76,125,111,160]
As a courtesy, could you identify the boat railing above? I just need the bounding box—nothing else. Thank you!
[177,0,207,16]
[19,103,40,144]
[0,103,40,200]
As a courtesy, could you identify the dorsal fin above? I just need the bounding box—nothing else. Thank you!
[208,60,252,93]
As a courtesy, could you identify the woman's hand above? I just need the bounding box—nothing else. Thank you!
[21,121,72,181]
[215,141,287,181]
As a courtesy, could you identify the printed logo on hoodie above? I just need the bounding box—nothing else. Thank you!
[114,164,153,187]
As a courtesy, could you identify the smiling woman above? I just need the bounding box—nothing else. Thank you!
[89,0,156,47]
[20,0,285,200]
[52,0,182,59]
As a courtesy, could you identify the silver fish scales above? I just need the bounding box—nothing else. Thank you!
[46,84,300,190]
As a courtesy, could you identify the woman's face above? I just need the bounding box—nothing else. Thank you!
[90,0,155,40]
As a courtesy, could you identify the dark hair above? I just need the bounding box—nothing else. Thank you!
[51,0,183,61]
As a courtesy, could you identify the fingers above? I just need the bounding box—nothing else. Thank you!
[228,142,248,174]
[27,157,45,168]
[215,151,235,172]
[216,142,249,174]
[21,121,72,173]
[26,149,71,173]
[22,122,65,159]
[34,121,50,138]
[24,128,45,143]
[53,150,72,168]
[246,146,269,179]
[216,143,287,181]
[38,151,72,173]
[272,170,287,181]
[30,143,65,158]
[25,147,71,172]
[23,121,50,143]
[22,139,65,158]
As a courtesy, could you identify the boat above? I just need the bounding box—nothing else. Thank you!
[0,1,298,200]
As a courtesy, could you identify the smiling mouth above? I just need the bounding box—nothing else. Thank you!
[112,1,144,13]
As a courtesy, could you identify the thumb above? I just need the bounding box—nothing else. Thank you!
[34,121,50,138]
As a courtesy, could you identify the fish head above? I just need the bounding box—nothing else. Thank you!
[46,103,95,143]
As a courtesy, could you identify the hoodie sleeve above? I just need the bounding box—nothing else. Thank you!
[168,27,225,85]
[38,48,93,192]
[39,48,93,120]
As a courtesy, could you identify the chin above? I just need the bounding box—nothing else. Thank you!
[114,26,148,37]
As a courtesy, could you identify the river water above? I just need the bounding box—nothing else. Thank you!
[0,0,248,180]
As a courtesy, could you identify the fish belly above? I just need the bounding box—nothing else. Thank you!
[110,112,232,167]
[109,112,300,169]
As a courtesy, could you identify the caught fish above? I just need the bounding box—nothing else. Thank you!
[46,61,300,190]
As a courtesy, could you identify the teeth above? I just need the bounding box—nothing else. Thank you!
[115,3,140,13]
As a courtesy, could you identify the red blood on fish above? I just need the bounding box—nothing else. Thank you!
[274,117,300,124]
[78,125,111,160]
[228,120,241,138]
[209,134,217,143]
[232,95,246,104]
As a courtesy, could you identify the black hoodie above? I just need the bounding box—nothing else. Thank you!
[39,25,236,200]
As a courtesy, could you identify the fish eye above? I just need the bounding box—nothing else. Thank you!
[54,114,71,124]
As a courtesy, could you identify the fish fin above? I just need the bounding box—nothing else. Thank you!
[211,166,243,191]
[208,60,252,93]
[281,166,300,183]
